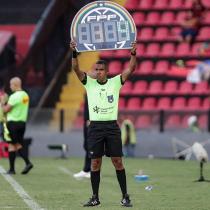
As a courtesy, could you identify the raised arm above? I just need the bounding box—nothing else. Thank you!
[121,42,137,83]
[70,41,85,81]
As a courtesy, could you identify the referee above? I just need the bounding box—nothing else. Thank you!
[2,77,33,175]
[70,41,137,207]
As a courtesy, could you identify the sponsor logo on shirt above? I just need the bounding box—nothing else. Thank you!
[93,106,100,113]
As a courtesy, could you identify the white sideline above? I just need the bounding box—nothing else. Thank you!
[0,166,45,210]
[58,166,74,177]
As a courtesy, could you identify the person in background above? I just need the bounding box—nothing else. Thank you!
[198,40,210,56]
[73,70,97,179]
[2,77,33,175]
[73,95,91,179]
[0,85,8,139]
[121,119,136,157]
[191,0,206,21]
[178,11,200,44]
[187,115,200,132]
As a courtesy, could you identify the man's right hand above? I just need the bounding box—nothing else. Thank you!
[70,40,77,51]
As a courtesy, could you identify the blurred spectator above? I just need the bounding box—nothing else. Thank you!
[187,59,210,83]
[0,87,8,139]
[179,11,200,44]
[73,95,91,179]
[191,0,206,20]
[198,40,210,56]
[187,115,200,132]
[121,119,136,157]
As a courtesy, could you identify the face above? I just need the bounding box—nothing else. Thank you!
[95,63,107,82]
[10,80,15,92]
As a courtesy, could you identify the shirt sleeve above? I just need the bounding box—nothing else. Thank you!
[112,75,123,90]
[83,75,95,89]
[7,94,18,106]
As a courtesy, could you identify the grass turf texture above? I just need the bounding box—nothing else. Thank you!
[0,158,210,210]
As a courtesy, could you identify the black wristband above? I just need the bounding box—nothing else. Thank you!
[131,51,136,56]
[72,50,78,58]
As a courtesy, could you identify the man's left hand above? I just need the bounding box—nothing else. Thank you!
[131,42,137,55]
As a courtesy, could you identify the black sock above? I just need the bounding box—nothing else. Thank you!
[116,169,127,197]
[91,170,100,198]
[9,151,16,171]
[83,153,91,172]
[18,148,30,165]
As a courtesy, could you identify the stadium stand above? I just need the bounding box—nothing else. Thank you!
[99,0,210,130]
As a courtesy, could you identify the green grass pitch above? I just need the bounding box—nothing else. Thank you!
[0,157,210,210]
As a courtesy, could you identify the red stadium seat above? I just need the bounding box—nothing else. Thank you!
[171,97,187,110]
[0,24,35,59]
[194,81,209,94]
[100,50,113,58]
[145,43,160,56]
[136,44,145,57]
[119,97,126,110]
[187,97,201,110]
[138,28,154,41]
[135,115,152,128]
[121,81,133,95]
[147,80,163,94]
[183,0,192,9]
[155,27,169,40]
[114,49,129,58]
[185,59,200,67]
[198,115,207,129]
[138,61,154,74]
[202,98,210,110]
[123,61,130,70]
[164,80,178,94]
[191,43,202,56]
[141,97,156,110]
[138,0,153,9]
[125,0,139,10]
[161,43,175,57]
[108,61,122,75]
[132,12,145,26]
[176,11,187,24]
[145,12,160,24]
[154,61,169,74]
[169,0,183,9]
[157,97,171,110]
[165,114,181,128]
[178,81,193,94]
[127,97,141,110]
[161,12,175,25]
[132,81,148,94]
[176,43,190,57]
[202,0,210,7]
[197,27,210,40]
[170,27,182,39]
[203,12,210,24]
[153,0,168,9]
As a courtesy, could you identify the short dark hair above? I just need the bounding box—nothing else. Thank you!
[96,60,107,69]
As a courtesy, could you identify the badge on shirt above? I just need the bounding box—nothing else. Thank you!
[107,95,114,103]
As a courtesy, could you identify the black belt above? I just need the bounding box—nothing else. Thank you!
[90,120,117,124]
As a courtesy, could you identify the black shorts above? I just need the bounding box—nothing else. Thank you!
[87,121,123,158]
[6,121,26,145]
